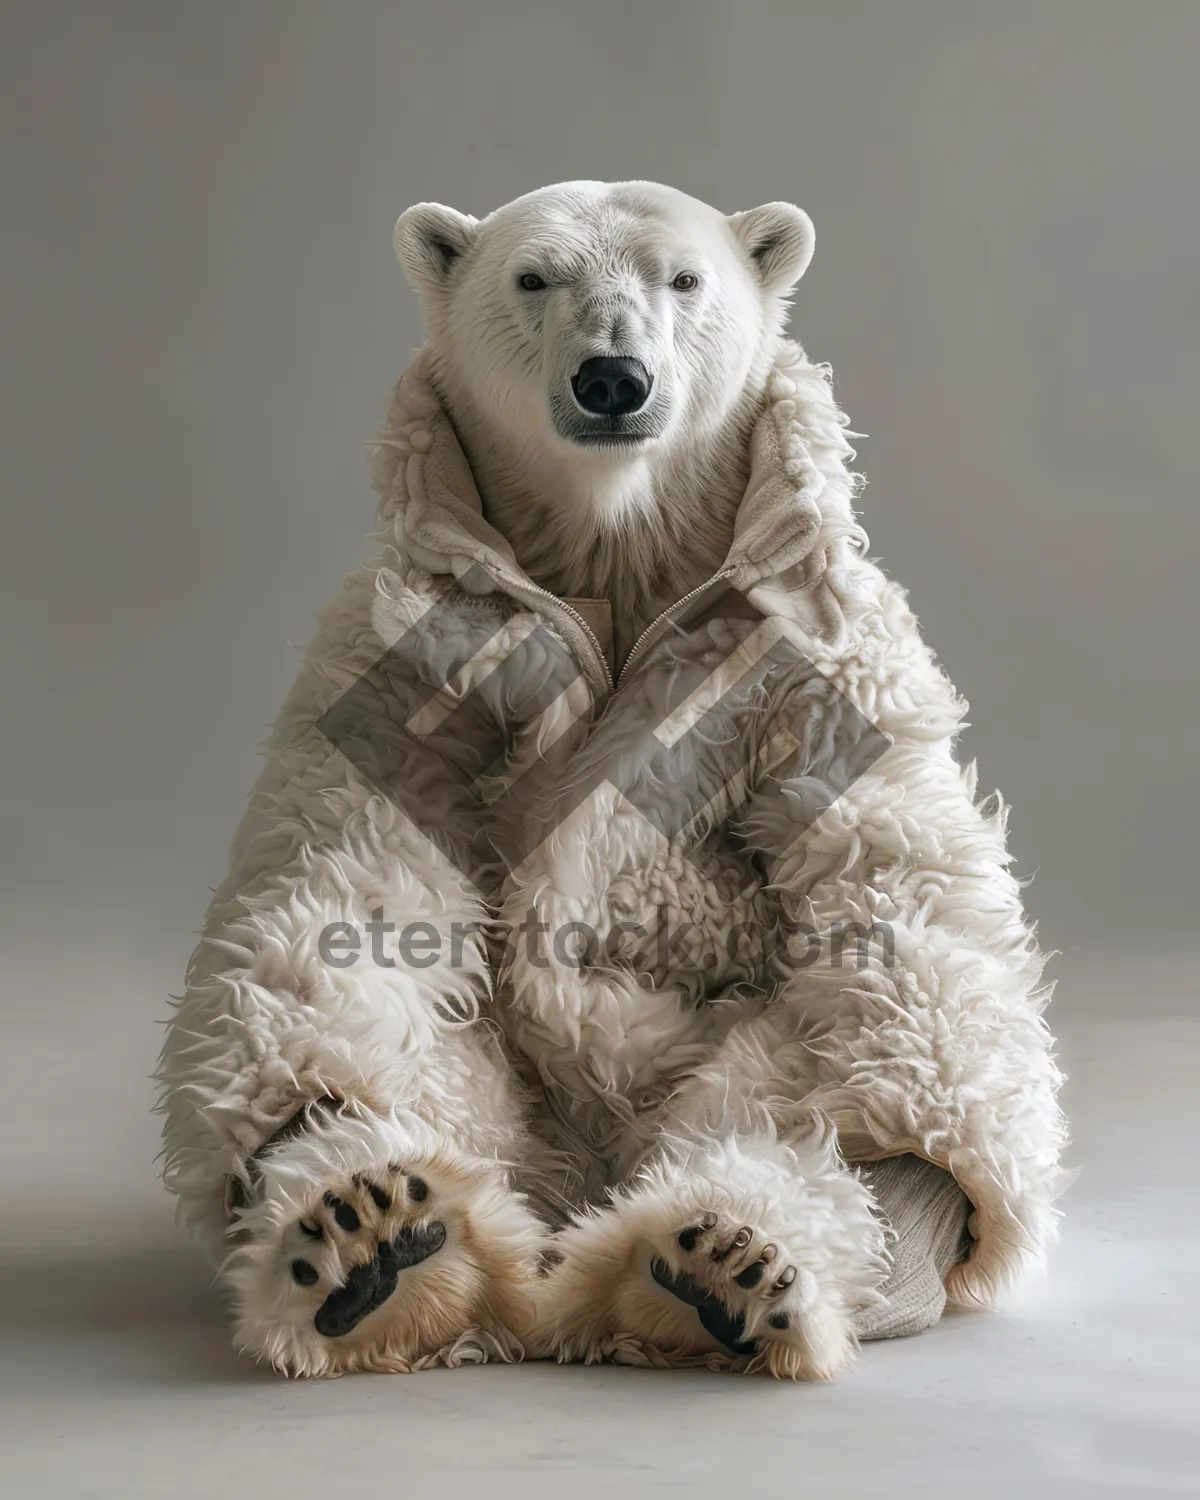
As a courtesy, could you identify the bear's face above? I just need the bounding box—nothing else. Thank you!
[395,181,814,463]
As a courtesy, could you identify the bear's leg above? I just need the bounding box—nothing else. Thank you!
[224,1105,547,1376]
[535,1116,889,1380]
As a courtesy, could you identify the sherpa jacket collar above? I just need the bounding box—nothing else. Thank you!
[370,340,869,690]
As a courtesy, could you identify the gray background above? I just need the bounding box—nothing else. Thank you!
[6,1,1198,958]
[2,3,1197,1495]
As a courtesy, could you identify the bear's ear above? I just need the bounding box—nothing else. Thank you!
[394,203,479,292]
[727,202,815,294]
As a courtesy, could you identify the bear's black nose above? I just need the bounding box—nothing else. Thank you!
[571,357,652,417]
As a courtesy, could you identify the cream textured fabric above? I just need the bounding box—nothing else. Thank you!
[855,1156,973,1341]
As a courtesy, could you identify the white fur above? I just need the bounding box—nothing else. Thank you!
[395,181,814,660]
[160,181,1067,1379]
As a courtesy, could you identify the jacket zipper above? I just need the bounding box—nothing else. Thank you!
[514,580,614,693]
[615,569,736,687]
[503,567,739,696]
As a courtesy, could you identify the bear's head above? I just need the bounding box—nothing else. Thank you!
[394,180,813,464]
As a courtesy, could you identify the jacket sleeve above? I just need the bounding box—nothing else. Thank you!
[156,561,522,1253]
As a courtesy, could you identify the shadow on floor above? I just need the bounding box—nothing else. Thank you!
[0,1238,273,1385]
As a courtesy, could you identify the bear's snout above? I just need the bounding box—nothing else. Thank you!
[571,356,652,417]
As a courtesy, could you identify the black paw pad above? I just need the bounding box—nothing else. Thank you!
[314,1257,391,1337]
[734,1261,766,1290]
[696,1299,757,1357]
[768,1312,790,1330]
[324,1194,360,1233]
[651,1257,708,1308]
[291,1258,319,1287]
[388,1219,446,1272]
[313,1221,447,1338]
[368,1184,392,1212]
[407,1175,429,1204]
[650,1258,757,1357]
[677,1212,717,1251]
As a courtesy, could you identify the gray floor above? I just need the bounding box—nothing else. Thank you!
[2,949,1196,1498]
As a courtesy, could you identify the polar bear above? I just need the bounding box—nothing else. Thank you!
[391,181,1065,1375]
[160,180,1066,1381]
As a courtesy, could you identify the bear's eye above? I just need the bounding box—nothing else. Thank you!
[671,271,699,292]
[518,272,547,292]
